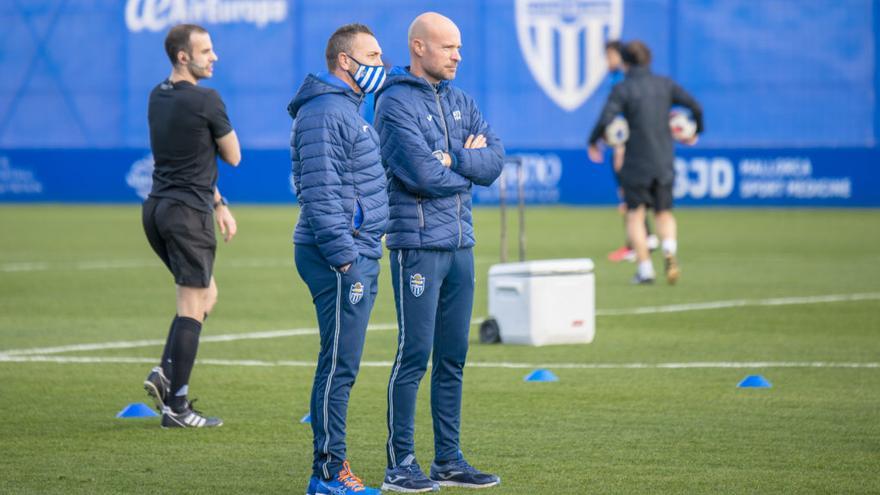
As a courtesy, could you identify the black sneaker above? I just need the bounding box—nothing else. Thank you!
[161,400,223,428]
[430,458,500,489]
[143,366,170,411]
[382,456,439,493]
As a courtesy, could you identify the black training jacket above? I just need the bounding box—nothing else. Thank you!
[589,66,703,187]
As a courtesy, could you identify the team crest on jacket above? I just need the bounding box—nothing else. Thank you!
[410,274,425,297]
[515,0,623,111]
[349,282,364,305]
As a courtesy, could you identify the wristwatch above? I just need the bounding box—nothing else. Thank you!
[214,196,229,208]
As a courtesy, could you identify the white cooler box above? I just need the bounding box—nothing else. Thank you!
[487,258,595,346]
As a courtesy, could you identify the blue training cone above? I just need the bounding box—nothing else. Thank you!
[116,402,159,418]
[524,369,559,382]
[737,375,772,388]
[300,413,311,424]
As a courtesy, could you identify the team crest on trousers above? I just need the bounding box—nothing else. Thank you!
[410,274,425,297]
[515,0,623,111]
[349,282,364,305]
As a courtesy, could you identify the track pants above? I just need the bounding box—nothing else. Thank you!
[295,244,380,479]
[386,248,475,467]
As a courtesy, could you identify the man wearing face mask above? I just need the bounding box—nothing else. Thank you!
[288,23,388,495]
[142,23,240,429]
[375,12,504,493]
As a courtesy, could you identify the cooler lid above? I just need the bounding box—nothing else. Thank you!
[488,258,594,277]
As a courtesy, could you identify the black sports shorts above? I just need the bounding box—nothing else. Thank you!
[142,197,216,288]
[623,179,674,212]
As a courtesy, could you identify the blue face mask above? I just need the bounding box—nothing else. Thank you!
[346,54,386,94]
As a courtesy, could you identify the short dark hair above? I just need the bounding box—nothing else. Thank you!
[325,23,374,71]
[622,40,652,67]
[165,24,207,66]
[605,40,623,54]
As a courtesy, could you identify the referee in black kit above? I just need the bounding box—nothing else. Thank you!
[141,24,241,428]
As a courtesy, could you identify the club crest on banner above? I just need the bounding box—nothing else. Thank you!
[515,0,623,111]
[349,282,364,305]
[410,274,425,298]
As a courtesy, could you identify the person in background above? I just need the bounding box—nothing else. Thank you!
[589,40,703,284]
[602,40,659,263]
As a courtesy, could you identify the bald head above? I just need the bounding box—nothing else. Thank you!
[408,12,458,44]
[407,12,462,84]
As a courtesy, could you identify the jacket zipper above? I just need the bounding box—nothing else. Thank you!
[432,83,460,242]
[416,197,425,228]
[432,86,450,151]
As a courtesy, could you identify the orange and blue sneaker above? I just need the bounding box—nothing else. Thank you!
[430,457,500,489]
[306,461,379,495]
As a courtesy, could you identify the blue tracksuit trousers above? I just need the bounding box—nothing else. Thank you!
[386,248,475,467]
[295,244,380,479]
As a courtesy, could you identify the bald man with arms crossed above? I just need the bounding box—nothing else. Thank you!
[374,12,504,493]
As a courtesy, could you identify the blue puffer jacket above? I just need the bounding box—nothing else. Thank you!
[374,67,504,251]
[288,73,388,267]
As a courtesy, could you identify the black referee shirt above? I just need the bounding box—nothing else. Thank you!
[147,79,233,212]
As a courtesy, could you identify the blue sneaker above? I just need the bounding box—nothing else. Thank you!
[381,456,439,493]
[430,458,500,489]
[306,461,379,495]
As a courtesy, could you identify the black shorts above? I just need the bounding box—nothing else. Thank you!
[142,197,216,288]
[623,179,674,212]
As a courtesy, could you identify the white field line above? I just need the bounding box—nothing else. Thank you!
[0,354,877,370]
[594,292,880,316]
[0,258,294,272]
[1,292,877,358]
[0,324,398,357]
[0,256,508,273]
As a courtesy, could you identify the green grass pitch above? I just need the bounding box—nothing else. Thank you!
[1,205,878,494]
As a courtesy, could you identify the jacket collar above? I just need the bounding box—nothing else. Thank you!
[378,66,451,97]
[626,65,651,78]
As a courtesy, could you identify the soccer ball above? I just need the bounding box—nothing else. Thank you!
[669,111,697,142]
[604,115,629,146]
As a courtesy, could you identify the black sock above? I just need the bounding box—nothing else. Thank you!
[160,315,177,378]
[169,316,202,412]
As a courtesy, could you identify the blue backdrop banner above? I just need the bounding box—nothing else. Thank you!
[1,0,878,206]
[1,147,877,206]
[1,0,877,149]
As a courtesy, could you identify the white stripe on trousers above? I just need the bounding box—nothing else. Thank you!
[321,270,343,479]
[386,250,406,467]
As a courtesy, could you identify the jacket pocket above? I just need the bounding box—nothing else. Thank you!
[352,196,364,236]
[416,197,425,229]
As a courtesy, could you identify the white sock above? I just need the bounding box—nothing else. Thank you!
[662,239,677,256]
[638,260,655,279]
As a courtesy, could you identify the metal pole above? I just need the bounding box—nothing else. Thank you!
[517,157,526,261]
[499,157,508,263]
